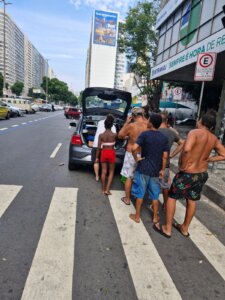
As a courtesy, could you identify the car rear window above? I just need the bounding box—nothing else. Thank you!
[85,96,127,114]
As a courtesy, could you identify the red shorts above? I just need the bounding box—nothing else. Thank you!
[100,149,116,164]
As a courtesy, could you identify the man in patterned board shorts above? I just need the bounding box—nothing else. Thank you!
[154,112,225,238]
[118,107,148,205]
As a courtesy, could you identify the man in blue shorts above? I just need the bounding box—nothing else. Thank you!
[130,113,169,224]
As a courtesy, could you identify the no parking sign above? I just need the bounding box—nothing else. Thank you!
[194,52,217,81]
[173,87,182,100]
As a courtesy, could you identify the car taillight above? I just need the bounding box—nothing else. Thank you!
[71,134,83,145]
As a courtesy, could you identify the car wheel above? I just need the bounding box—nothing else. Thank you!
[5,112,10,120]
[65,115,69,119]
[68,161,79,170]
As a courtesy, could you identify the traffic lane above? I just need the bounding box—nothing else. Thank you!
[0,112,71,185]
[0,124,137,300]
[0,111,62,130]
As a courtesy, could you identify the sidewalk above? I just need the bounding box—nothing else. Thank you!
[170,156,225,211]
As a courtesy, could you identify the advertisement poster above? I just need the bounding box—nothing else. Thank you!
[93,10,118,47]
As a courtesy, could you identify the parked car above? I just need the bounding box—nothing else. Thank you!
[64,107,81,119]
[1,98,33,114]
[31,104,39,113]
[2,102,24,117]
[68,87,132,170]
[39,104,52,112]
[176,118,197,126]
[0,101,10,120]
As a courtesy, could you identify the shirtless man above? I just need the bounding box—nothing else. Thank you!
[118,107,148,205]
[154,112,225,238]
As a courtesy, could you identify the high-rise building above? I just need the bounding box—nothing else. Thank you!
[85,9,119,88]
[114,22,126,90]
[0,9,49,96]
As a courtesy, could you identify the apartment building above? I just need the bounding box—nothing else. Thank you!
[0,9,48,96]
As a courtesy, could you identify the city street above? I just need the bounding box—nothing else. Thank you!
[0,112,225,300]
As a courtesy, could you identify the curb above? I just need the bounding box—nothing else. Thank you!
[170,163,225,212]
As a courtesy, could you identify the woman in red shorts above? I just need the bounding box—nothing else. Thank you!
[96,115,117,195]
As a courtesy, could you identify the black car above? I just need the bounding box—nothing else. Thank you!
[68,87,132,170]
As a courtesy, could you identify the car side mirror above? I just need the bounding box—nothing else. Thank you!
[70,122,76,127]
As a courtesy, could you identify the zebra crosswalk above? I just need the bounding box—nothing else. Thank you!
[0,184,225,300]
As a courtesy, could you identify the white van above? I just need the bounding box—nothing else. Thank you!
[1,98,33,114]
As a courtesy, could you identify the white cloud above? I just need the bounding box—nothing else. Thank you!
[69,0,137,15]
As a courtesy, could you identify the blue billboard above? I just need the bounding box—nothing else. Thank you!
[93,10,118,47]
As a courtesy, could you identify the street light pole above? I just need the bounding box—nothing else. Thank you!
[0,0,12,95]
[46,59,49,103]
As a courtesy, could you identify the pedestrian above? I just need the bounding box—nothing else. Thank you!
[158,113,184,211]
[95,115,117,195]
[91,115,116,181]
[129,113,169,223]
[167,113,174,127]
[118,107,148,205]
[154,111,225,238]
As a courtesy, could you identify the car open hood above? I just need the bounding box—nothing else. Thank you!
[82,87,132,120]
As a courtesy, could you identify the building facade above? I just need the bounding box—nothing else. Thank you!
[0,10,49,96]
[85,9,119,88]
[151,0,225,85]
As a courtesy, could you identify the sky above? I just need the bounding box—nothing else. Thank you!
[5,0,138,94]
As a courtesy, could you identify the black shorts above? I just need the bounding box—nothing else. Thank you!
[168,171,208,201]
[91,147,99,163]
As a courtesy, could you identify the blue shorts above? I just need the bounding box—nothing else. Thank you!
[131,171,161,200]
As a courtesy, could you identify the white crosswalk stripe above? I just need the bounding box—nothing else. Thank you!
[0,184,22,218]
[1,185,225,299]
[109,190,182,300]
[21,187,78,300]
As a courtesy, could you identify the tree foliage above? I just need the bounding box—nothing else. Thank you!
[119,0,161,110]
[41,77,78,105]
[11,81,24,96]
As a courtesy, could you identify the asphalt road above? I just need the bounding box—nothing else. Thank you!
[0,112,225,300]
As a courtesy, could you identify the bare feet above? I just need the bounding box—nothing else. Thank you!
[96,176,99,182]
[121,197,130,205]
[152,216,160,224]
[129,214,140,223]
[104,191,112,195]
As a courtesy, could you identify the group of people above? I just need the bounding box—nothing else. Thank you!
[91,108,225,238]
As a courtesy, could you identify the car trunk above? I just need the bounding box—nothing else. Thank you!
[81,87,132,148]
[81,116,126,149]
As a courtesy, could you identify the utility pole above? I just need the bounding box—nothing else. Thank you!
[0,0,12,95]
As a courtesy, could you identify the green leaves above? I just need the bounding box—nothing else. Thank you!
[118,0,161,109]
[11,81,24,96]
[41,77,78,105]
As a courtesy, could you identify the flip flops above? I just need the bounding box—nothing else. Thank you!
[173,222,190,237]
[121,197,130,205]
[153,223,171,239]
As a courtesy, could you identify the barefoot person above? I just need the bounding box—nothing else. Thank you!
[96,115,117,195]
[118,107,148,205]
[92,115,116,181]
[154,112,225,238]
[129,113,169,223]
[158,113,184,211]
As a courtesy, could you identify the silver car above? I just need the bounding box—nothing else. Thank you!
[68,87,132,170]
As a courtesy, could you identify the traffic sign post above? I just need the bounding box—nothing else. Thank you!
[173,87,182,101]
[194,52,217,120]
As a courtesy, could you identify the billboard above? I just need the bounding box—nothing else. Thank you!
[93,10,118,47]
